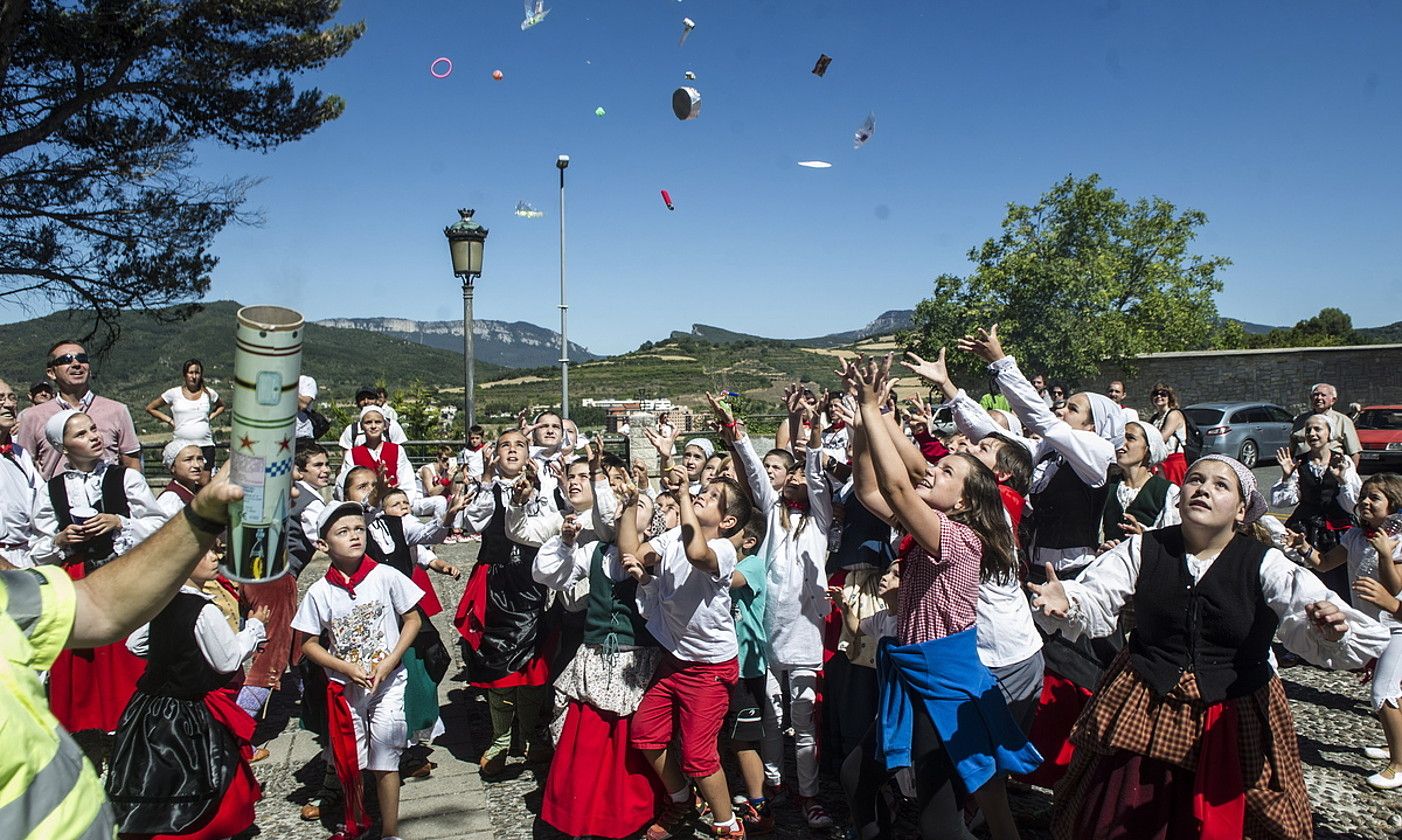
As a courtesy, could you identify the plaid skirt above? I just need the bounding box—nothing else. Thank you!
[1053,650,1311,840]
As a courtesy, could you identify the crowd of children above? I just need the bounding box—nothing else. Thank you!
[2,318,1400,840]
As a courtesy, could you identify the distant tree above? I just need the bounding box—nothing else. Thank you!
[902,174,1232,385]
[1237,307,1359,349]
[636,340,655,352]
[0,1,362,346]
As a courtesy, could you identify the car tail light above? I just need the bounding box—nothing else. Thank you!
[1205,425,1230,436]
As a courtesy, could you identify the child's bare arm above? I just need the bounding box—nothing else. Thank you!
[675,467,721,576]
[301,635,372,689]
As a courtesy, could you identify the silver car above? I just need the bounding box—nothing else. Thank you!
[1184,402,1295,469]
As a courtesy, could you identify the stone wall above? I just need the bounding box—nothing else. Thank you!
[1099,344,1402,416]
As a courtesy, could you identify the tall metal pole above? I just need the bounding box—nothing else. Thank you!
[557,156,570,420]
[463,279,476,430]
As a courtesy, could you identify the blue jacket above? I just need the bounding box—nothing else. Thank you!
[876,628,1042,794]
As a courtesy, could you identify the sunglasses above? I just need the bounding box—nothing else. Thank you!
[1051,389,1065,396]
[47,352,89,367]
[1151,390,1169,397]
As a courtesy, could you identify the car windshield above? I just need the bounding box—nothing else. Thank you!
[1357,410,1402,431]
[1185,408,1225,426]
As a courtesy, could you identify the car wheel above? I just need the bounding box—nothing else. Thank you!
[1238,439,1258,469]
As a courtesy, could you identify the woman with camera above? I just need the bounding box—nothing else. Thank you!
[1274,412,1361,600]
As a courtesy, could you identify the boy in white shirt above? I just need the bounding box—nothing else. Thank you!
[619,469,754,840]
[292,502,423,840]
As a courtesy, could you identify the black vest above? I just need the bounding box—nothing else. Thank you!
[366,515,415,580]
[48,465,130,566]
[583,543,652,648]
[137,592,231,700]
[1101,475,1173,542]
[1127,527,1277,704]
[1030,458,1110,551]
[1294,462,1357,529]
[466,482,546,681]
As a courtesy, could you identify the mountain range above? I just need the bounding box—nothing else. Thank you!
[314,317,599,368]
[669,309,916,348]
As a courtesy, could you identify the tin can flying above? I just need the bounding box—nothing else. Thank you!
[224,305,304,582]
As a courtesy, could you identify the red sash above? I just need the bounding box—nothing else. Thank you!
[326,682,368,837]
[352,441,400,488]
[1193,701,1246,840]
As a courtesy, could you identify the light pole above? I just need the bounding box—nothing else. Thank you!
[443,208,488,432]
[557,154,570,420]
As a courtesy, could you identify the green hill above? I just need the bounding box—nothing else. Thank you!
[0,300,506,434]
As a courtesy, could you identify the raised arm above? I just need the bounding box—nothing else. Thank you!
[617,480,659,566]
[830,379,896,526]
[674,466,721,576]
[145,393,174,427]
[853,356,944,554]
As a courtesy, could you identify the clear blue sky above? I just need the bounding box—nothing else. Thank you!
[179,1,1401,353]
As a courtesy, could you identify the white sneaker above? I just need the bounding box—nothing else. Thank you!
[1367,767,1402,790]
[1364,745,1392,760]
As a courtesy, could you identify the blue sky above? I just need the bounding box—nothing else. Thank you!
[115,1,1402,353]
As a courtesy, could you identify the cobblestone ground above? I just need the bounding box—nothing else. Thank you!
[246,538,1402,840]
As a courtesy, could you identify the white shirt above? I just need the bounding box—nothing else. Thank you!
[976,573,1043,668]
[30,462,168,565]
[127,584,266,672]
[297,479,328,547]
[733,436,832,668]
[338,419,407,450]
[0,446,43,564]
[1036,534,1389,670]
[291,563,423,685]
[637,526,739,663]
[1339,526,1402,626]
[335,441,419,505]
[458,446,487,481]
[162,387,219,446]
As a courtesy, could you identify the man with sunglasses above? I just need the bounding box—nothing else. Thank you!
[16,340,142,480]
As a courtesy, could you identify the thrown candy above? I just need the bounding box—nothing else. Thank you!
[672,86,701,120]
[514,201,544,219]
[812,54,832,77]
[853,112,876,149]
[679,17,696,46]
[521,0,550,30]
[491,69,504,80]
[684,70,696,80]
[595,106,606,117]
[796,160,833,168]
[660,190,675,211]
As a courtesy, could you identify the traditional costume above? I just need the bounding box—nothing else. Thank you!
[1273,444,1361,600]
[106,587,265,840]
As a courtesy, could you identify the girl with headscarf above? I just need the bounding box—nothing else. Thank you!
[335,404,417,505]
[1273,412,1360,600]
[1029,455,1388,840]
[957,325,1123,787]
[1099,419,1181,551]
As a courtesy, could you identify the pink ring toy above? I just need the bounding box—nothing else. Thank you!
[430,57,453,78]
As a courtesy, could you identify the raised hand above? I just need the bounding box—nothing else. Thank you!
[1026,563,1071,618]
[250,604,273,625]
[1275,447,1296,476]
[644,425,677,456]
[901,349,952,391]
[621,552,652,584]
[1119,515,1146,537]
[956,324,1006,364]
[511,472,539,506]
[561,514,582,545]
[782,384,803,415]
[704,391,736,428]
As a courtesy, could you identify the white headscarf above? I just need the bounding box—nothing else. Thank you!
[358,404,386,422]
[1085,393,1127,447]
[44,409,81,449]
[1126,419,1167,467]
[684,438,715,459]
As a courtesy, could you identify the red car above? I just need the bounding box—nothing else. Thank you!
[1357,405,1402,473]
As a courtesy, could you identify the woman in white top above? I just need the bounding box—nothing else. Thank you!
[146,358,225,468]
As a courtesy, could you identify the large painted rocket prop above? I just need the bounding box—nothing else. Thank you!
[223,305,304,582]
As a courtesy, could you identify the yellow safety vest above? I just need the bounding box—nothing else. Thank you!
[0,566,116,839]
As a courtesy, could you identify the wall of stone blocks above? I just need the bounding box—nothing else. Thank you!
[1098,344,1402,416]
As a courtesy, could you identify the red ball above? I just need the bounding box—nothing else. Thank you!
[491,69,504,80]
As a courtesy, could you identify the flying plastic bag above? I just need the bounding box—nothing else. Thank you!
[854,113,875,149]
[522,0,549,30]
[514,201,544,219]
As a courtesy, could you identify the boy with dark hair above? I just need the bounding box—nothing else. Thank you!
[620,472,754,839]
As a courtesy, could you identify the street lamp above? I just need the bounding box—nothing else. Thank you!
[556,155,570,420]
[443,208,488,431]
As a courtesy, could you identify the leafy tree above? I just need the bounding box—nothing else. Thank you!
[903,174,1232,386]
[0,1,362,345]
[1235,306,1359,349]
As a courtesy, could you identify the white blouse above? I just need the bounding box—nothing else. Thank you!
[1035,534,1389,670]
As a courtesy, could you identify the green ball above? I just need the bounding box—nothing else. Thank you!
[594,106,606,117]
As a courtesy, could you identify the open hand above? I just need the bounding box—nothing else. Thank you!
[901,349,955,397]
[249,604,273,625]
[1027,563,1071,618]
[511,472,539,506]
[1305,600,1350,641]
[1275,447,1296,476]
[956,324,1006,364]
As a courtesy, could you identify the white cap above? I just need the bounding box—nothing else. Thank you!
[298,375,318,400]
[315,501,364,539]
[162,439,202,469]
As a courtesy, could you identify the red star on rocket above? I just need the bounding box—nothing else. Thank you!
[238,434,256,452]
[277,435,292,453]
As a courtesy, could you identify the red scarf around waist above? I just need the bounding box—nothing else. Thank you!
[326,682,368,837]
[351,441,400,487]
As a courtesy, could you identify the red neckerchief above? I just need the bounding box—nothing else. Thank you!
[467,442,485,452]
[0,443,12,456]
[325,556,377,599]
[828,419,846,431]
[784,499,810,514]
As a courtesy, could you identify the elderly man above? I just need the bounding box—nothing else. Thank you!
[16,340,142,479]
[0,464,242,839]
[1291,382,1362,467]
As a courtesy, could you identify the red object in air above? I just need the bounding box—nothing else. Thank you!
[660,189,674,211]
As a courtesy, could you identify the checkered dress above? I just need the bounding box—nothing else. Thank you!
[896,511,983,645]
[1053,650,1312,840]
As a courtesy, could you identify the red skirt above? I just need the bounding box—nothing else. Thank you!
[1158,452,1188,486]
[49,562,145,733]
[241,574,299,690]
[1015,672,1092,790]
[121,689,261,840]
[542,699,665,838]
